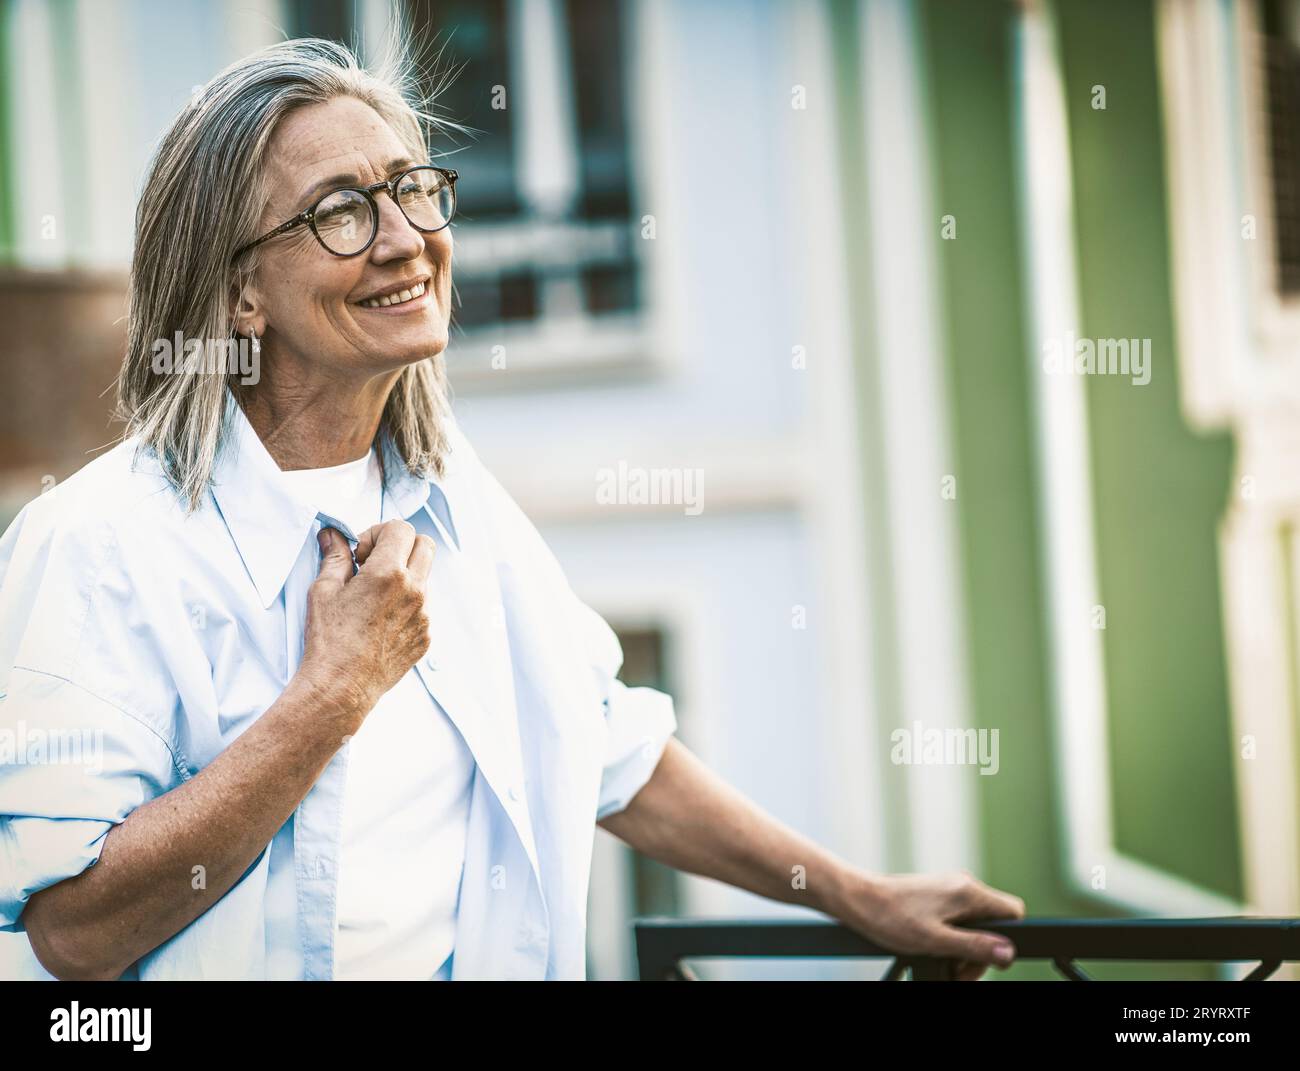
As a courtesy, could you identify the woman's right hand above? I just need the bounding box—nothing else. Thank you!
[297,521,436,731]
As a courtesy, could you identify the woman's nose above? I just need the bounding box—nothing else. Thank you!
[368,193,427,262]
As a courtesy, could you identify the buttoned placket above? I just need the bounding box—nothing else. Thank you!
[401,499,552,973]
[284,503,394,980]
[381,453,553,975]
[278,483,551,978]
[284,508,355,980]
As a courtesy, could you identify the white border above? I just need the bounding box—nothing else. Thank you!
[1017,0,1240,918]
[858,0,977,875]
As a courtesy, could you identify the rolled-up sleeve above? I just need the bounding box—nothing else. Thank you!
[596,679,677,821]
[0,668,182,932]
[567,599,678,821]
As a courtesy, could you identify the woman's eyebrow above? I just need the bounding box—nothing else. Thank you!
[298,157,417,205]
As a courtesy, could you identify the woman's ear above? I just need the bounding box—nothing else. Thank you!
[230,278,267,340]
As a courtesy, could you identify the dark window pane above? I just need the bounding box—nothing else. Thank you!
[289,0,353,44]
[407,0,518,218]
[611,625,680,918]
[617,628,665,691]
[1262,0,1300,294]
[566,0,632,220]
[583,260,639,315]
[498,271,538,321]
[451,275,501,331]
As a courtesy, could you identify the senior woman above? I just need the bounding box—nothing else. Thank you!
[0,39,1023,982]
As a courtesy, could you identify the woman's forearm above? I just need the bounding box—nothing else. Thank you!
[597,737,857,917]
[22,522,436,981]
[22,673,359,981]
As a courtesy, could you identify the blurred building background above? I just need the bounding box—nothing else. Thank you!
[0,0,1296,980]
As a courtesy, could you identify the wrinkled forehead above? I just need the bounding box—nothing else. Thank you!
[262,96,416,212]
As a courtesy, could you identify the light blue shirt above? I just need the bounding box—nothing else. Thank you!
[0,392,677,979]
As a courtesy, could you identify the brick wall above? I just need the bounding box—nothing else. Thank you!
[0,269,128,525]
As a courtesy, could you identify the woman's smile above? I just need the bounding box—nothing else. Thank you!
[353,277,431,312]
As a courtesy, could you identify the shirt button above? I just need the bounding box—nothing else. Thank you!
[425,655,439,671]
[508,784,521,802]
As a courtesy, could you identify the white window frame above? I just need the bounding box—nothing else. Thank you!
[393,0,671,388]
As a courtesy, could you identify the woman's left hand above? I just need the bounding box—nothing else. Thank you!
[830,869,1026,981]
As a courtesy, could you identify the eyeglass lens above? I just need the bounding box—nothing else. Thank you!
[312,167,455,255]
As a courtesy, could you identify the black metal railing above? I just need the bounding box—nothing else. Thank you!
[633,916,1300,980]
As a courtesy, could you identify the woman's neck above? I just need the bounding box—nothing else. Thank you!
[240,370,399,472]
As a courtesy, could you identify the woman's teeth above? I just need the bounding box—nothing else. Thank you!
[360,280,426,308]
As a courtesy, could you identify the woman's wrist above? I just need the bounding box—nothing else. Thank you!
[817,861,886,926]
[283,666,369,740]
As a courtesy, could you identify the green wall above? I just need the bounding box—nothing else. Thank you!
[830,0,1242,979]
[1054,0,1240,901]
[920,0,1102,981]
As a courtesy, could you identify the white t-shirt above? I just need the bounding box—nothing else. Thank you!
[278,447,476,981]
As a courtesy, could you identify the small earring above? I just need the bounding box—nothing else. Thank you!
[249,328,261,362]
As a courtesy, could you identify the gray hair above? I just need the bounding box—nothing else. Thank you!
[115,35,457,511]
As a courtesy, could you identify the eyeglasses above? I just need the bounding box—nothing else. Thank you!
[232,164,458,261]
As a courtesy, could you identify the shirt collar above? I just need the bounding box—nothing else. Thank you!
[209,390,461,609]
